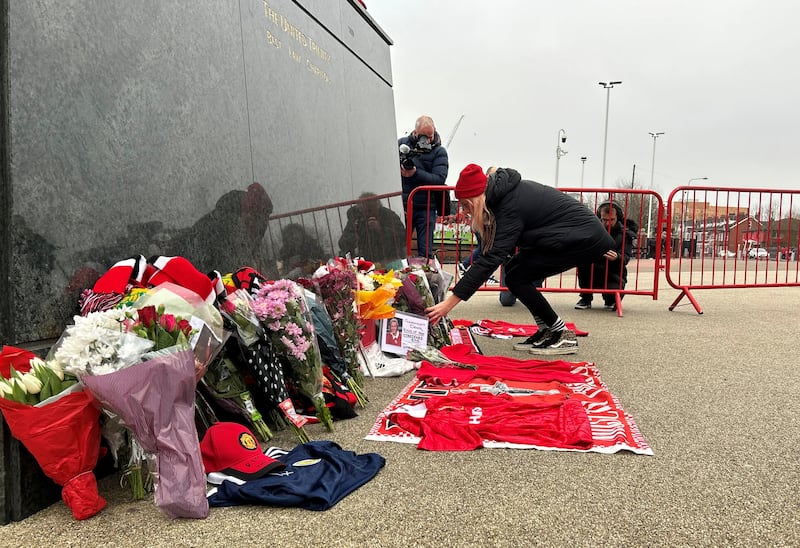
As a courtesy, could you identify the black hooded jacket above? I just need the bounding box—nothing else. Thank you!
[583,201,638,288]
[452,168,616,301]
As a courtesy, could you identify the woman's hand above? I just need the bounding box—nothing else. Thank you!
[425,294,461,325]
[604,250,619,261]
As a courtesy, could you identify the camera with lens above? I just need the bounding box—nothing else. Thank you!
[398,135,432,170]
[398,144,417,170]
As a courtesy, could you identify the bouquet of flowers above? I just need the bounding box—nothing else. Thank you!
[0,356,77,404]
[199,352,275,442]
[0,347,106,521]
[130,304,193,352]
[57,306,209,518]
[218,288,263,347]
[82,347,208,519]
[354,269,402,320]
[406,346,476,370]
[310,259,367,407]
[50,307,154,376]
[395,267,453,349]
[216,287,310,443]
[252,279,334,432]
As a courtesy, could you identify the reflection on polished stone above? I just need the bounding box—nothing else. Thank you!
[1,0,395,346]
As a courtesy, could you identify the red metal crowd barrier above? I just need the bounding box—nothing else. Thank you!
[263,192,408,277]
[664,186,800,314]
[408,185,665,317]
[263,185,799,317]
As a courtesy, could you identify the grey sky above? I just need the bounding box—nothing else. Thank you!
[366,1,800,196]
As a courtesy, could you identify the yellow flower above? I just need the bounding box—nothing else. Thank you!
[370,270,401,287]
[356,283,399,320]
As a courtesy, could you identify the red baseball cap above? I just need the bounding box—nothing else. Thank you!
[200,422,284,480]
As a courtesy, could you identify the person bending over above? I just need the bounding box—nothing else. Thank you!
[425,164,617,356]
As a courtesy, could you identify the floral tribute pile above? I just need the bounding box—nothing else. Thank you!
[0,252,455,520]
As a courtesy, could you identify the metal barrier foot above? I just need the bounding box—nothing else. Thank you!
[668,288,704,315]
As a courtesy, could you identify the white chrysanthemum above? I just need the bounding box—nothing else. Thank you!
[49,305,152,377]
[357,273,376,290]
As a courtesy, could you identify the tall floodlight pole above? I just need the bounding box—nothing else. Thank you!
[554,129,568,187]
[580,156,587,188]
[647,132,664,238]
[598,81,622,188]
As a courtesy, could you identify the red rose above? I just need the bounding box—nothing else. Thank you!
[159,313,177,332]
[137,306,158,328]
[177,319,193,337]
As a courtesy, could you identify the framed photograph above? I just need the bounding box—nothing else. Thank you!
[380,311,429,355]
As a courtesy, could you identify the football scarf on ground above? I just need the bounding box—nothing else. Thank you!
[366,352,652,455]
[452,319,589,339]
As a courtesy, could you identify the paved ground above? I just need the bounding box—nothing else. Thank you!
[3,270,799,547]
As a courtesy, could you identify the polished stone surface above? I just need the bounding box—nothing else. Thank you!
[1,0,396,345]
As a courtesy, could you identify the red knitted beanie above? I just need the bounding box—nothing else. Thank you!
[455,164,487,200]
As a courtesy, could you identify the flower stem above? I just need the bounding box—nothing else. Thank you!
[122,465,145,500]
[312,393,334,432]
[290,422,310,443]
[346,376,369,408]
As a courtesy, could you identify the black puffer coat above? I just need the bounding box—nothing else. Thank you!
[399,131,450,215]
[583,201,638,289]
[452,168,615,301]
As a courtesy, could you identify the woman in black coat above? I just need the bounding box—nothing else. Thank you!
[425,164,617,356]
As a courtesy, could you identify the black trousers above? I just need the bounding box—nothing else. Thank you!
[504,249,601,326]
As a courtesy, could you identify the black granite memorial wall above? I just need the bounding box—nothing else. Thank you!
[0,0,396,522]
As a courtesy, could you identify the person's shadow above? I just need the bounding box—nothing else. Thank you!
[164,182,275,276]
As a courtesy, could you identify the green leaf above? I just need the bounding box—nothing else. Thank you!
[156,328,175,351]
[43,365,63,395]
[10,378,28,403]
[60,379,78,390]
[39,375,53,401]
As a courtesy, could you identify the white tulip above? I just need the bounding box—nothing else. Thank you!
[20,373,43,394]
[48,361,65,381]
[10,376,27,394]
[0,379,13,396]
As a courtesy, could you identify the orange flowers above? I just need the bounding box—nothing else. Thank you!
[355,270,402,320]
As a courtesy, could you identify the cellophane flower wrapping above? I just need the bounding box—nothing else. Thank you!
[310,260,367,406]
[215,286,310,441]
[0,388,107,520]
[252,279,333,431]
[395,268,453,349]
[354,269,401,321]
[199,350,275,443]
[131,282,225,381]
[48,308,154,377]
[82,348,209,519]
[218,288,263,347]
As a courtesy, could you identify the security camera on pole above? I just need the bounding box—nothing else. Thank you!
[554,129,568,187]
[580,156,587,188]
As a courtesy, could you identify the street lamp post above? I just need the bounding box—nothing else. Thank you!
[598,81,622,188]
[580,156,587,188]
[647,132,664,238]
[554,129,568,187]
